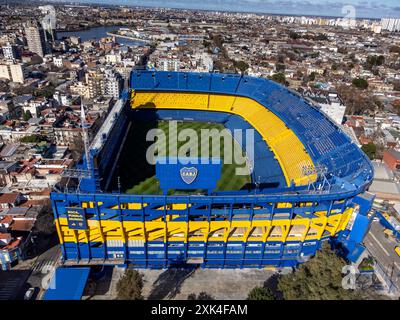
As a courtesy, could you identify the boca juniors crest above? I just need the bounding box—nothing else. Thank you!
[180,167,198,184]
[156,157,221,192]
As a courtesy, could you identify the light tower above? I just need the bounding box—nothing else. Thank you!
[80,102,91,174]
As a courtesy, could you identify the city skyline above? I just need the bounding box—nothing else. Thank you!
[66,0,400,19]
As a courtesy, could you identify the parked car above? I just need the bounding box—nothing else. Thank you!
[24,287,36,300]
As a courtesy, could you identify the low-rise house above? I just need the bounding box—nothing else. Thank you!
[0,161,18,187]
[383,149,400,173]
[0,205,40,270]
[0,192,23,210]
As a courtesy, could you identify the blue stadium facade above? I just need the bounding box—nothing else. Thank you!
[50,70,375,269]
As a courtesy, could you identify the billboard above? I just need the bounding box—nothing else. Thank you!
[66,208,87,230]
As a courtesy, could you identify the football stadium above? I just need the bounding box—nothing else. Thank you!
[51,70,375,269]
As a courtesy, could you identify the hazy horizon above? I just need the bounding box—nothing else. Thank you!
[48,0,400,19]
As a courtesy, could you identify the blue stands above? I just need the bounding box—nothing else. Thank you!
[130,70,373,193]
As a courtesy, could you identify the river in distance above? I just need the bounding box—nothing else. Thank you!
[57,25,145,47]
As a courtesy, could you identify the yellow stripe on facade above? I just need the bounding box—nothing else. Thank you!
[55,207,353,244]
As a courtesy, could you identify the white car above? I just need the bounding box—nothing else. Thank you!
[24,287,35,300]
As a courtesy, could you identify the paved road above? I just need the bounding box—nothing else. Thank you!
[0,270,31,300]
[2,245,61,300]
[363,221,400,291]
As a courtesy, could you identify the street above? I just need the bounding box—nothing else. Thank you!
[2,244,61,300]
[363,221,400,293]
[0,270,31,300]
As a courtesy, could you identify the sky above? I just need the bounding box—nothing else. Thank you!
[60,0,400,19]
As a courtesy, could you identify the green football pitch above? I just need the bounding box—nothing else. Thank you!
[112,120,252,195]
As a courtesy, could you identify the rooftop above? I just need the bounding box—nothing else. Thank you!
[0,144,19,158]
[10,219,34,232]
[0,193,20,204]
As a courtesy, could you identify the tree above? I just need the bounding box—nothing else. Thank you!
[308,72,316,82]
[277,55,285,64]
[390,45,400,54]
[70,134,84,162]
[352,78,369,90]
[34,85,55,98]
[315,33,328,41]
[234,60,249,74]
[212,34,224,49]
[277,243,362,300]
[13,85,35,96]
[393,81,400,92]
[296,70,304,78]
[289,31,301,40]
[20,134,46,143]
[276,63,286,72]
[366,55,385,68]
[337,84,376,114]
[116,269,143,300]
[247,287,276,300]
[32,200,56,237]
[393,100,400,116]
[361,143,376,160]
[0,80,9,93]
[270,73,288,86]
[23,110,33,121]
[203,40,211,48]
[187,292,214,300]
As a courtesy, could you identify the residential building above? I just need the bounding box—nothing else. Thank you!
[86,69,105,99]
[0,62,28,84]
[383,149,400,172]
[9,63,27,84]
[104,68,122,98]
[381,18,400,32]
[2,43,20,60]
[0,64,9,80]
[69,81,90,99]
[25,21,48,57]
[159,58,180,72]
